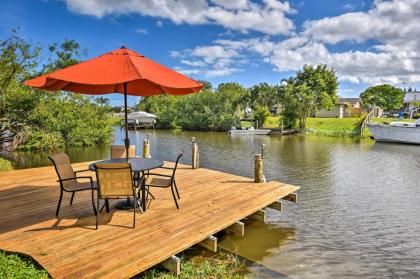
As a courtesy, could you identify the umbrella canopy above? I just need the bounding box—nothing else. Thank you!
[24,47,202,95]
[24,47,202,159]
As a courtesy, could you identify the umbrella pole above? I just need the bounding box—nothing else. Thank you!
[123,82,130,161]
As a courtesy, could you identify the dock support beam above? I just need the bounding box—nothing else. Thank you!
[197,235,217,252]
[225,221,245,236]
[282,193,297,203]
[266,200,283,211]
[160,255,181,275]
[247,209,266,222]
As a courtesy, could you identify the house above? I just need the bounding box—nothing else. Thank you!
[403,91,420,111]
[126,111,157,129]
[315,97,364,118]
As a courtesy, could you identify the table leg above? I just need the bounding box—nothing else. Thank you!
[141,171,146,212]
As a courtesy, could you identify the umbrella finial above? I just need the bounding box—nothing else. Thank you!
[120,46,126,49]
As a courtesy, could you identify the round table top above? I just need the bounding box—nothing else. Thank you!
[89,157,164,172]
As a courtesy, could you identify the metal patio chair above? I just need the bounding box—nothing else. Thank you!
[94,163,142,229]
[111,145,136,159]
[145,153,182,209]
[49,153,97,217]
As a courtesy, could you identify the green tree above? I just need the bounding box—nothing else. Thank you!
[360,84,404,110]
[248,82,279,109]
[253,105,270,128]
[95,96,110,107]
[0,30,114,151]
[280,65,338,129]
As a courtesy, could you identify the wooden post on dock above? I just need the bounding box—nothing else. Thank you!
[143,134,150,158]
[192,137,199,169]
[254,154,263,183]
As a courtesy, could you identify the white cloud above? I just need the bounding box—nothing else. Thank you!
[64,0,295,35]
[174,0,420,85]
[134,28,147,34]
[180,59,207,67]
[191,45,239,63]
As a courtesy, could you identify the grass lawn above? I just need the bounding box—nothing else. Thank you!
[0,251,49,279]
[260,116,363,137]
[305,117,364,137]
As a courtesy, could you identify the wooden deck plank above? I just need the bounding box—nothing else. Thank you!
[0,161,299,278]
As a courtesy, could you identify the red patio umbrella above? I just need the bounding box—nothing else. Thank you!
[24,47,202,159]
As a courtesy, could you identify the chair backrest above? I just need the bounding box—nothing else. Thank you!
[171,153,183,182]
[95,163,134,198]
[111,145,136,159]
[49,153,75,188]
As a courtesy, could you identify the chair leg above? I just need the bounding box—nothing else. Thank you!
[91,189,97,215]
[70,192,75,205]
[96,193,100,230]
[133,195,137,228]
[174,180,180,199]
[170,184,179,209]
[56,190,63,217]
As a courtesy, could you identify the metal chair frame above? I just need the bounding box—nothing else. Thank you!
[146,153,182,209]
[49,155,97,217]
[94,163,143,229]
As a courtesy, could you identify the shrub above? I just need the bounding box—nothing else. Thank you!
[0,158,13,171]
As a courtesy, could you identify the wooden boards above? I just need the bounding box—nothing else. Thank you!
[0,161,299,279]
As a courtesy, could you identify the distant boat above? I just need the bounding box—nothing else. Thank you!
[227,127,271,135]
[367,119,420,144]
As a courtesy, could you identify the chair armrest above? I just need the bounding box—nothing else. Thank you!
[159,166,174,170]
[74,169,92,174]
[148,173,172,178]
[76,176,96,188]
[58,177,78,182]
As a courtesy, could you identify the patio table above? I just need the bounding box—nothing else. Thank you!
[89,157,164,212]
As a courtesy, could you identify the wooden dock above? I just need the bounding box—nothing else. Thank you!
[0,161,299,278]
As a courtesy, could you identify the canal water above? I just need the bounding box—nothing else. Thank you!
[2,128,420,278]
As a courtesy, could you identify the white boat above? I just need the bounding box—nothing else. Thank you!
[367,119,420,144]
[227,127,271,135]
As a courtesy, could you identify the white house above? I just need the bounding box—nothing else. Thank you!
[315,98,364,118]
[404,91,420,111]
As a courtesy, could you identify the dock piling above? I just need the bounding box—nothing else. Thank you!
[254,154,264,183]
[192,137,199,169]
[143,134,150,158]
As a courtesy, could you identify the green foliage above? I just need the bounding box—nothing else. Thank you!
[360,84,404,110]
[0,157,13,171]
[253,105,270,128]
[0,30,114,151]
[248,82,279,109]
[280,65,339,129]
[263,116,283,128]
[0,251,49,279]
[142,253,247,279]
[138,83,245,131]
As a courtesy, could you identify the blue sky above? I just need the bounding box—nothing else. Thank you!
[1,0,419,106]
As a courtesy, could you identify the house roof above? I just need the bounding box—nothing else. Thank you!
[404,92,420,103]
[128,111,157,118]
[337,97,361,105]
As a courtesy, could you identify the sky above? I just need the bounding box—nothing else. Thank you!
[1,0,419,106]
